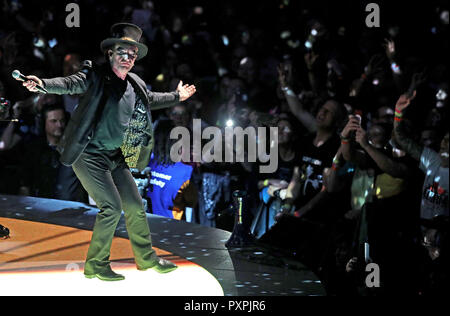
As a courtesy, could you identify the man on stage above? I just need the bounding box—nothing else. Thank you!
[18,23,196,281]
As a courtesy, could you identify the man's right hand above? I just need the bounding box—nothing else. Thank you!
[395,91,416,113]
[341,115,361,139]
[18,75,43,93]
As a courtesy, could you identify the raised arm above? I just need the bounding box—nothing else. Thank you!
[393,92,423,161]
[40,61,92,95]
[148,80,196,110]
[278,63,317,133]
[383,39,404,92]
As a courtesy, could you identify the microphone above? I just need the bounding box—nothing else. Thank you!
[12,70,48,94]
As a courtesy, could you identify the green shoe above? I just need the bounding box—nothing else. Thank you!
[85,269,125,281]
[138,257,178,274]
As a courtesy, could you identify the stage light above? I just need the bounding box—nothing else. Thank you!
[222,35,229,46]
[280,30,291,39]
[436,89,447,101]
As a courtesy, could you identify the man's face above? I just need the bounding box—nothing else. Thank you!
[45,109,66,139]
[316,100,338,129]
[109,44,138,73]
[439,132,449,168]
[278,120,293,144]
[368,125,388,149]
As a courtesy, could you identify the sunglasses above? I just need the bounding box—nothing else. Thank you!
[114,48,138,60]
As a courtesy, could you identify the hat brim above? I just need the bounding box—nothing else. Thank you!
[100,38,148,60]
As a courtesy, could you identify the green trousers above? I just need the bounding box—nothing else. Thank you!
[72,149,158,274]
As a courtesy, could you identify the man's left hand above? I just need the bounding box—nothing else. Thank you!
[177,80,196,101]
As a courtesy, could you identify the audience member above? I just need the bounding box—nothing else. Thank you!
[18,103,88,202]
[146,119,197,220]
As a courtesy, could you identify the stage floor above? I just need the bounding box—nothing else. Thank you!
[0,194,325,296]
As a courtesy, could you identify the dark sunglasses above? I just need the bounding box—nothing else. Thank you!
[114,48,138,60]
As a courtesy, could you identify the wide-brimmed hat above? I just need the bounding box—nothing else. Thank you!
[100,23,148,60]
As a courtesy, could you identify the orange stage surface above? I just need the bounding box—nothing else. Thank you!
[0,217,224,296]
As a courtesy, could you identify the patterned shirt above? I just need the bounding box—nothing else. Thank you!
[121,94,150,168]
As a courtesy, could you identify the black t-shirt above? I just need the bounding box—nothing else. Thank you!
[295,133,340,207]
[275,155,298,183]
[85,71,136,152]
[258,149,300,183]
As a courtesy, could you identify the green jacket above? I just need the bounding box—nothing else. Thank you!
[42,61,179,171]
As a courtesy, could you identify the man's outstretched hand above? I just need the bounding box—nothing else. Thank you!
[16,75,43,93]
[177,80,196,101]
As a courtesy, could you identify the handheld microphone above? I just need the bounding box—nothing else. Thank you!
[12,70,48,94]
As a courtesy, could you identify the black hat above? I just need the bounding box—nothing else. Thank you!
[100,23,148,60]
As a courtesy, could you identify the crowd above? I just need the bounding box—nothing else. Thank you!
[0,0,448,295]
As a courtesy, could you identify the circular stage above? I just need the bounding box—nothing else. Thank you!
[0,194,326,296]
[0,218,223,296]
